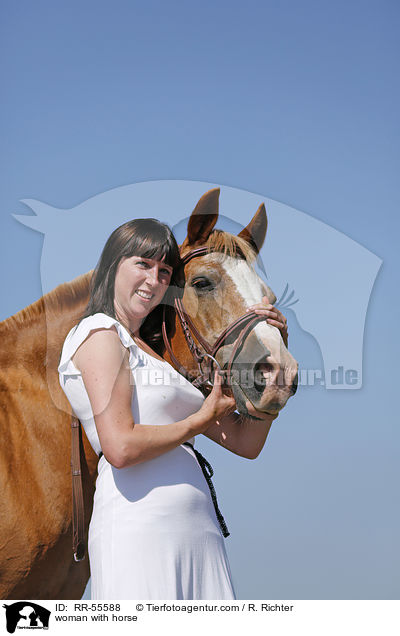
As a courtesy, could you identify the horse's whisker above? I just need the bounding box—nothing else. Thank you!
[281,298,299,309]
[276,283,289,306]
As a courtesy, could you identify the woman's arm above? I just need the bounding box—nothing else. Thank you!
[203,409,277,460]
[203,300,288,459]
[72,327,235,469]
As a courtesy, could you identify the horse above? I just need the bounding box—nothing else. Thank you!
[0,188,298,599]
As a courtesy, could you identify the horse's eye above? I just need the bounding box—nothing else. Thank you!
[191,277,214,291]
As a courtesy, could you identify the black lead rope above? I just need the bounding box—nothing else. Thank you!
[183,442,230,538]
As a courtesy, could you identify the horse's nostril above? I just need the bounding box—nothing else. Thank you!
[257,362,275,374]
[291,372,298,396]
[252,363,298,395]
[254,362,275,392]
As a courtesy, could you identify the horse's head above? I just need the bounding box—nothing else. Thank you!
[179,188,298,416]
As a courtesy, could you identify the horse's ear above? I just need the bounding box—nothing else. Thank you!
[237,203,267,254]
[186,188,220,246]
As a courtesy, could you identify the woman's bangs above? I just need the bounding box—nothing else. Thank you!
[133,233,179,269]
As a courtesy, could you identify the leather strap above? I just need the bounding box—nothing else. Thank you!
[163,297,265,390]
[71,415,86,561]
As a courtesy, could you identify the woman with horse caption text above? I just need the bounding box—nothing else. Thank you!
[58,195,294,600]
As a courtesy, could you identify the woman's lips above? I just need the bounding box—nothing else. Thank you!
[135,290,154,301]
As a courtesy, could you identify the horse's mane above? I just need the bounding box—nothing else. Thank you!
[204,230,257,262]
[0,271,92,334]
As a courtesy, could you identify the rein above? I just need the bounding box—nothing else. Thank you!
[162,246,266,391]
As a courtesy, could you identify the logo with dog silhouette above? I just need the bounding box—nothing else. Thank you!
[2,602,50,633]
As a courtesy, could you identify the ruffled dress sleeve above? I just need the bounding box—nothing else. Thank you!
[58,313,141,455]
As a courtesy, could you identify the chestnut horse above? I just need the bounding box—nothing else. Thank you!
[0,189,297,599]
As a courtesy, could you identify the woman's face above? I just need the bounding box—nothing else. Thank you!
[113,255,173,329]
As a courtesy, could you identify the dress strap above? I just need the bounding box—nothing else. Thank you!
[183,442,230,538]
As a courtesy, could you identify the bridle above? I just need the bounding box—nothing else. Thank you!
[162,246,267,392]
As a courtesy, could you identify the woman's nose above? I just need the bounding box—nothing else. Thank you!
[146,266,159,285]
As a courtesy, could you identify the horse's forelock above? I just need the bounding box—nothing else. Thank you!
[205,230,257,263]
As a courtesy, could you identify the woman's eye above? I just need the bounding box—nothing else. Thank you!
[191,277,214,291]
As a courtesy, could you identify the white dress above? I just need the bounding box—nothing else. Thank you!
[58,313,236,600]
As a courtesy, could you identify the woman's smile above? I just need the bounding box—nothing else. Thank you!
[135,289,154,301]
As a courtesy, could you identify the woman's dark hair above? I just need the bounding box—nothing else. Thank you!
[81,218,184,354]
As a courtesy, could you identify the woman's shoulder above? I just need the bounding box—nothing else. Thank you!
[58,313,136,377]
[69,313,134,346]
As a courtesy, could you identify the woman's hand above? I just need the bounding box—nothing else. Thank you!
[199,370,236,424]
[246,296,288,346]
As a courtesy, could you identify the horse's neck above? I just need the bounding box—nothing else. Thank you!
[0,274,91,369]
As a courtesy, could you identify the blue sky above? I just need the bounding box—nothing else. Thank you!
[0,0,398,599]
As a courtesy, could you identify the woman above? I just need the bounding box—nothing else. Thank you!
[58,218,288,600]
